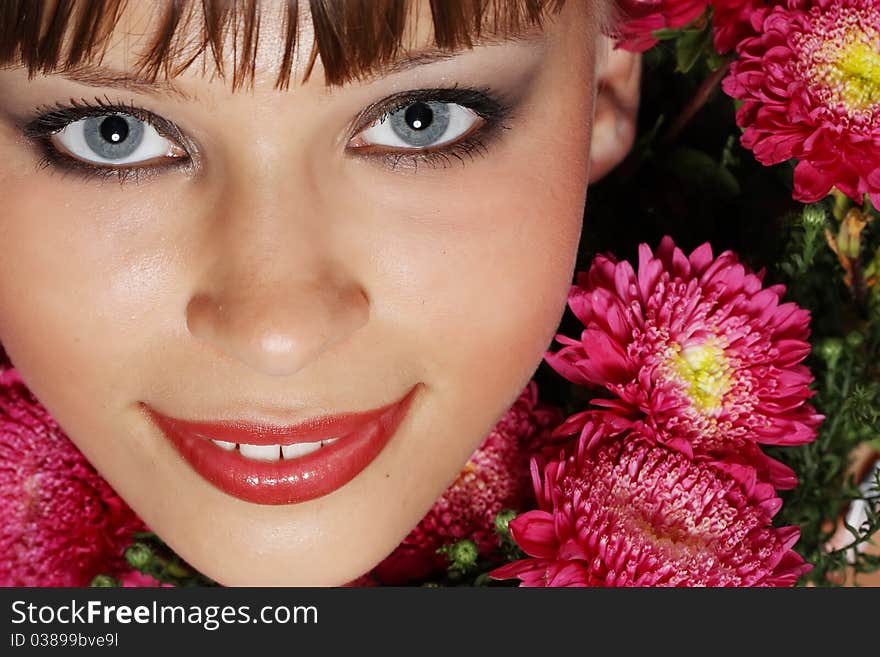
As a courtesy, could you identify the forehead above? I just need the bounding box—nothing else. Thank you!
[2,0,572,90]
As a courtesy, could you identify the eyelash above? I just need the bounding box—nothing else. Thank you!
[350,85,513,173]
[24,97,190,184]
[22,86,514,183]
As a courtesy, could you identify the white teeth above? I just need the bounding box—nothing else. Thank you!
[281,441,323,460]
[238,443,282,462]
[281,438,339,460]
[202,436,341,461]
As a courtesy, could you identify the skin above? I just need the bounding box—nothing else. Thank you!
[0,0,638,585]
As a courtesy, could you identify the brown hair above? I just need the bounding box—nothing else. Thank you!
[0,0,612,91]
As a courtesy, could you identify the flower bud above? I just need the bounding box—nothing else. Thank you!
[447,539,479,571]
[494,508,518,538]
[124,542,153,570]
[802,204,826,230]
[817,338,843,364]
[89,574,119,587]
[846,331,865,349]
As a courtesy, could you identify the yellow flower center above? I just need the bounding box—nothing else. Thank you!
[824,38,880,112]
[795,6,880,120]
[670,342,731,413]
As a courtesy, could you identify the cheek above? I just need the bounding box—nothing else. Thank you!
[426,177,582,386]
[0,178,176,423]
[355,145,589,405]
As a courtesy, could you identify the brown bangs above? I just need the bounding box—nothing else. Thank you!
[0,0,575,91]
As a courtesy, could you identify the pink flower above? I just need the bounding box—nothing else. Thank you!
[371,381,563,585]
[545,236,822,489]
[0,367,147,586]
[490,420,811,587]
[722,0,880,205]
[118,570,173,587]
[712,0,769,53]
[613,0,769,54]
[614,0,709,52]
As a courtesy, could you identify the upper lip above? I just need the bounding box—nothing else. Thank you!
[139,401,397,446]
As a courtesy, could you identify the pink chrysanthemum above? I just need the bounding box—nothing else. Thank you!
[490,420,811,587]
[722,0,880,205]
[118,571,173,587]
[545,236,823,489]
[0,367,147,586]
[371,381,563,585]
[712,0,768,53]
[614,0,709,51]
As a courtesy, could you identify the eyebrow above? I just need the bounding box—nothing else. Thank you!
[48,26,547,97]
[53,65,194,100]
[358,26,548,81]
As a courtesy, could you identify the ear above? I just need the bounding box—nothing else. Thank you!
[588,36,641,183]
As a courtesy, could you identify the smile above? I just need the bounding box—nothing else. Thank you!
[141,384,421,505]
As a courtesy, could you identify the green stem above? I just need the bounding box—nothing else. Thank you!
[824,355,854,448]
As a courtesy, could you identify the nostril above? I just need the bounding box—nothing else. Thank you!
[185,293,221,341]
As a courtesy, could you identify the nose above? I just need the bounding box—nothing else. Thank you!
[185,187,370,378]
[187,278,369,377]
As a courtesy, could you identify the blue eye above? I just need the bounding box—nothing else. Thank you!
[352,100,482,151]
[50,113,185,166]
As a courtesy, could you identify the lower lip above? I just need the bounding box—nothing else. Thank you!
[145,386,420,505]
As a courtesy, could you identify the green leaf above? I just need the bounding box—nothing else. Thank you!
[705,49,726,72]
[675,26,713,74]
[651,28,682,41]
[665,146,741,198]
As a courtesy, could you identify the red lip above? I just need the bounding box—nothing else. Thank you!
[142,385,420,505]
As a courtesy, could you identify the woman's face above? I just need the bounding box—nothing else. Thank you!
[0,0,603,585]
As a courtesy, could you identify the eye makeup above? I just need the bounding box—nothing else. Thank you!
[17,84,516,183]
[346,85,516,172]
[22,96,196,184]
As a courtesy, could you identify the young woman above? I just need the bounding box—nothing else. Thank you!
[0,0,640,585]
